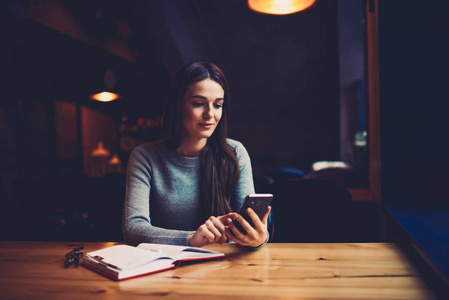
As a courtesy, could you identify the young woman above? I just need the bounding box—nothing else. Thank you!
[122,62,271,249]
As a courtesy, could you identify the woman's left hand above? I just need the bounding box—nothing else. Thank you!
[225,206,271,247]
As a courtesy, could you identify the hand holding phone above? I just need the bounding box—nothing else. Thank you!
[232,194,273,235]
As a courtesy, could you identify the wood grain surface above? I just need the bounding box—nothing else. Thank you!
[0,242,436,299]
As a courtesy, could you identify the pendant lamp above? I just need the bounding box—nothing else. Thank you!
[248,0,316,15]
[90,69,121,102]
[89,91,120,102]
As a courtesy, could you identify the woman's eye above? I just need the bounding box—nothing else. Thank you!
[193,102,203,107]
[214,103,223,108]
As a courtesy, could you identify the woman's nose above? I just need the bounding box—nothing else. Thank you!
[203,104,214,118]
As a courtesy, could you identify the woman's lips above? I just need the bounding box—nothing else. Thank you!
[198,123,214,129]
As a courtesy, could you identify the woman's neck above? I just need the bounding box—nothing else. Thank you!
[176,138,207,157]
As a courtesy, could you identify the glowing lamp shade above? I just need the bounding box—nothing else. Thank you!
[90,69,121,102]
[248,0,316,15]
[89,92,121,102]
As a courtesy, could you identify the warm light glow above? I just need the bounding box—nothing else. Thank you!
[248,0,316,15]
[312,161,351,171]
[90,92,121,102]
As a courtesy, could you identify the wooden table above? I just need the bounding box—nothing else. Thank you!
[0,242,436,299]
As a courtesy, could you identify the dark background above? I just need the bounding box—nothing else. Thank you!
[0,0,368,241]
[376,1,449,294]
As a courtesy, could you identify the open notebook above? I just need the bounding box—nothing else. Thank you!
[81,243,226,281]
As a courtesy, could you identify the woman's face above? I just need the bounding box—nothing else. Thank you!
[181,79,224,144]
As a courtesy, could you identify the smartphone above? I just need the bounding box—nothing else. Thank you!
[232,193,273,235]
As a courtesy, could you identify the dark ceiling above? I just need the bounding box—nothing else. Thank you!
[7,0,340,120]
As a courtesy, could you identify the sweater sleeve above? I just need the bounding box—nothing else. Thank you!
[229,140,255,212]
[122,145,195,246]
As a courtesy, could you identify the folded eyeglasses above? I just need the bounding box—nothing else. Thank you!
[64,246,84,268]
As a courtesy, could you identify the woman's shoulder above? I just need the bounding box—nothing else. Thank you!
[226,138,249,157]
[226,139,252,169]
[226,138,245,150]
[130,139,164,157]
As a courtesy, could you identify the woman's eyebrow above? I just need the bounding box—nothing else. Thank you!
[191,95,224,101]
[190,95,207,99]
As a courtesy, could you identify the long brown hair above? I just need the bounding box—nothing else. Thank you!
[162,62,240,219]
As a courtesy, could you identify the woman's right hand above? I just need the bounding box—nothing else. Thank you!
[188,215,230,247]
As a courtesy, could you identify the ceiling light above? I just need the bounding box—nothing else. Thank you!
[89,92,121,102]
[90,69,121,102]
[248,0,316,15]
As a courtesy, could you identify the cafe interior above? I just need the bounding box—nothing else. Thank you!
[1,0,448,296]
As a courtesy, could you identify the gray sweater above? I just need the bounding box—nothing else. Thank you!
[122,139,255,246]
